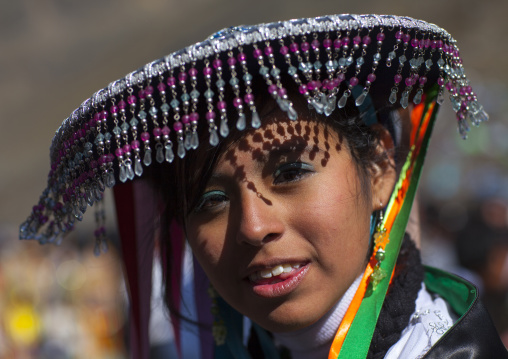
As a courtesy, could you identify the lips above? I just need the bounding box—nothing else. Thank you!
[248,263,304,283]
[246,262,310,298]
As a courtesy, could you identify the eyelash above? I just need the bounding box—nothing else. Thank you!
[193,190,228,213]
[273,162,314,185]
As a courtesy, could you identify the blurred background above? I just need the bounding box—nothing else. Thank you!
[1,0,507,357]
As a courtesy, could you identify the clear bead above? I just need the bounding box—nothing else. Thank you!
[126,162,135,180]
[165,144,175,163]
[236,113,246,130]
[277,98,290,112]
[105,172,116,188]
[177,141,186,158]
[324,96,336,116]
[270,67,281,77]
[190,90,200,99]
[338,58,346,67]
[243,73,253,82]
[287,105,298,121]
[399,55,406,65]
[220,117,229,137]
[149,106,158,116]
[450,96,461,112]
[251,111,261,128]
[346,56,354,66]
[119,164,128,183]
[356,57,365,66]
[170,99,180,109]
[388,51,396,60]
[325,60,335,71]
[229,77,239,86]
[216,79,225,89]
[204,89,214,99]
[161,103,170,113]
[260,66,269,76]
[209,128,219,146]
[79,196,87,213]
[86,189,94,206]
[413,89,423,105]
[458,118,470,139]
[143,148,152,166]
[156,143,164,163]
[184,132,192,150]
[355,90,369,107]
[181,93,190,102]
[400,91,409,109]
[288,66,297,76]
[338,92,349,108]
[311,97,325,114]
[138,110,147,119]
[191,131,199,149]
[313,61,322,70]
[135,157,143,176]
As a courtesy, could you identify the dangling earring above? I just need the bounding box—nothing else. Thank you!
[369,203,389,292]
[208,285,227,346]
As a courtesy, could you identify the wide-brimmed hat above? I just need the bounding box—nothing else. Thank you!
[19,13,488,359]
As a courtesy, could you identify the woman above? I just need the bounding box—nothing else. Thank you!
[20,14,507,358]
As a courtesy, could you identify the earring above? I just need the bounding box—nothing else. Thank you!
[369,205,389,292]
[208,285,227,346]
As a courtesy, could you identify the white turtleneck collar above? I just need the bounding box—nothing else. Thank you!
[271,275,362,359]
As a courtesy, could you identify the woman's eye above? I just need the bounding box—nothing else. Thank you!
[273,162,314,184]
[193,190,228,213]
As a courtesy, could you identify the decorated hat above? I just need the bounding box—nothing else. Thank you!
[20,13,488,359]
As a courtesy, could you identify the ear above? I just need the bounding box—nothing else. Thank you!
[369,124,397,211]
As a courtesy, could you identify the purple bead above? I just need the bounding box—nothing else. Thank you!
[438,77,446,87]
[167,76,176,87]
[127,95,137,106]
[157,82,166,92]
[342,36,350,46]
[118,100,127,110]
[227,57,237,66]
[419,76,428,85]
[431,40,437,49]
[138,89,146,99]
[424,39,431,48]
[394,74,402,84]
[278,87,287,97]
[332,78,340,88]
[145,85,154,96]
[178,72,187,82]
[233,97,243,107]
[244,93,255,104]
[140,132,150,142]
[333,39,342,49]
[349,77,359,87]
[213,59,222,69]
[289,43,299,52]
[376,33,385,41]
[188,67,198,77]
[437,40,444,49]
[161,126,170,136]
[264,46,273,56]
[90,160,98,169]
[459,87,467,96]
[395,31,403,40]
[131,140,140,149]
[115,148,124,157]
[206,111,216,120]
[182,114,190,124]
[466,85,472,93]
[107,153,114,163]
[99,110,108,120]
[405,77,413,87]
[411,38,419,47]
[123,144,131,153]
[190,112,199,123]
[367,73,376,83]
[311,39,320,49]
[353,35,362,45]
[280,45,289,55]
[299,84,308,94]
[237,52,247,62]
[153,127,162,137]
[307,81,316,91]
[402,34,411,43]
[203,67,213,76]
[268,84,278,95]
[336,73,345,83]
[173,121,183,132]
[362,35,372,45]
[300,41,310,52]
[217,100,227,110]
[110,105,118,114]
[99,155,107,165]
[253,48,263,59]
[323,38,332,48]
[322,79,330,89]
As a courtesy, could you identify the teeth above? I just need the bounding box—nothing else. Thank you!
[249,263,303,282]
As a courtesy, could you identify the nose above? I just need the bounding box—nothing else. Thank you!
[236,190,284,246]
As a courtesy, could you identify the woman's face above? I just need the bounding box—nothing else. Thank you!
[185,116,395,333]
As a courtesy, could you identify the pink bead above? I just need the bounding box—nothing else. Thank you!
[167,77,176,87]
[99,110,108,120]
[203,67,213,76]
[233,97,243,107]
[362,35,371,45]
[459,87,467,96]
[299,84,308,94]
[268,84,278,95]
[108,153,114,162]
[227,57,237,66]
[289,43,299,52]
[115,148,124,157]
[138,89,146,99]
[405,77,413,86]
[342,36,350,46]
[131,140,140,149]
[244,93,254,104]
[336,73,345,83]
[300,41,310,52]
[367,73,376,83]
[394,74,402,84]
[376,33,385,41]
[311,39,320,49]
[145,85,154,96]
[395,31,403,40]
[349,77,359,87]
[140,132,150,142]
[280,45,289,55]
[323,38,332,48]
[161,126,170,136]
[253,48,263,58]
[431,40,437,49]
[438,77,445,87]
[153,127,162,137]
[182,114,190,124]
[437,40,444,49]
[402,34,411,43]
[278,87,287,97]
[188,67,198,77]
[466,85,472,93]
[118,100,127,110]
[157,82,166,92]
[419,76,427,85]
[206,111,216,120]
[178,72,187,82]
[190,112,199,123]
[213,59,222,69]
[173,121,183,132]
[353,35,361,45]
[333,39,342,49]
[217,101,227,110]
[110,105,118,114]
[424,39,431,48]
[122,144,131,153]
[307,81,316,91]
[411,38,419,47]
[237,52,247,62]
[264,46,273,56]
